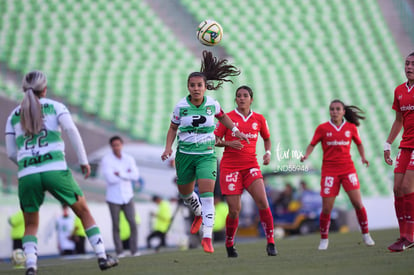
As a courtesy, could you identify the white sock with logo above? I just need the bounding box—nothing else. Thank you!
[182,192,202,216]
[200,196,214,239]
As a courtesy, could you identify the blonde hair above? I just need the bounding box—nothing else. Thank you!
[20,71,47,135]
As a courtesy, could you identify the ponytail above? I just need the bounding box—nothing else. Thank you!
[331,99,365,126]
[20,71,47,135]
[188,50,241,90]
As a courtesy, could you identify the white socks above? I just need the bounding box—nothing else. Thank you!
[182,192,202,216]
[200,196,214,239]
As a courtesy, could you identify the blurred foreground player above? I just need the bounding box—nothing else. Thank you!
[5,71,118,274]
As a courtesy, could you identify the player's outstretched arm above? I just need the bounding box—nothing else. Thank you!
[162,123,178,161]
[300,144,315,162]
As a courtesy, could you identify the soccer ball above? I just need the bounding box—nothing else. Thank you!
[11,249,26,267]
[196,19,223,46]
[274,227,285,239]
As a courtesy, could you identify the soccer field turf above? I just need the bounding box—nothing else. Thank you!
[1,228,413,275]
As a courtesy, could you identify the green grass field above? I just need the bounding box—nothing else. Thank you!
[1,229,413,275]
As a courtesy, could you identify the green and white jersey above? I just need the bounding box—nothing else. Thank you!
[5,98,69,178]
[171,95,224,154]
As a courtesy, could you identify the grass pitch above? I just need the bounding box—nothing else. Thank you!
[1,228,413,275]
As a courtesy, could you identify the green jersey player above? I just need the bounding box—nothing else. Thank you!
[5,71,118,274]
[161,51,248,253]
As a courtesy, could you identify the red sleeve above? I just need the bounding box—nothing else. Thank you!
[214,120,227,137]
[392,87,399,112]
[352,124,362,145]
[215,108,225,119]
[259,115,271,139]
[310,125,323,146]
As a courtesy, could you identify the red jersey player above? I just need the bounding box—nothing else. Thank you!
[214,85,276,257]
[384,52,414,252]
[301,99,375,250]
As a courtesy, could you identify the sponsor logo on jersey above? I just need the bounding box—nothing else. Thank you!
[400,105,414,111]
[326,140,350,146]
[23,153,53,168]
[231,132,258,139]
[228,183,236,191]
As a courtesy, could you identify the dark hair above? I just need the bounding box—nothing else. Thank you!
[188,50,241,90]
[330,99,365,126]
[236,85,253,98]
[109,135,123,145]
[152,195,161,202]
[408,52,414,57]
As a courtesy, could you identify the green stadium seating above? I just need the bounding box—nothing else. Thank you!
[0,0,406,197]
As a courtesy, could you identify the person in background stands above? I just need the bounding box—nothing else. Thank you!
[56,204,75,255]
[100,135,140,257]
[71,216,86,254]
[8,209,25,251]
[146,195,172,252]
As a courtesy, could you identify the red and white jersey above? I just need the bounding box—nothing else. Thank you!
[214,109,270,170]
[310,120,361,175]
[392,82,414,149]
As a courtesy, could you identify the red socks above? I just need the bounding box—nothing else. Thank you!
[225,215,239,247]
[355,207,369,234]
[319,212,331,239]
[259,208,275,244]
[404,193,414,242]
[225,208,275,247]
[395,196,406,239]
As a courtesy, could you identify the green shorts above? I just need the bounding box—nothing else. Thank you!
[175,151,217,185]
[18,170,83,212]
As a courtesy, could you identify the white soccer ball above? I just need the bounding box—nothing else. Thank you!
[11,249,26,266]
[196,19,223,46]
[274,227,285,239]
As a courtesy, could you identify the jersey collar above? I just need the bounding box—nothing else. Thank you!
[234,108,253,122]
[328,119,346,131]
[186,95,206,108]
[406,82,414,93]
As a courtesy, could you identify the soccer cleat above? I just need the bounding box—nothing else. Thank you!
[318,239,329,250]
[362,233,375,246]
[402,238,414,251]
[117,252,127,258]
[201,238,214,253]
[226,245,238,258]
[388,238,406,252]
[190,215,203,234]
[26,268,37,275]
[98,254,119,270]
[266,243,277,256]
